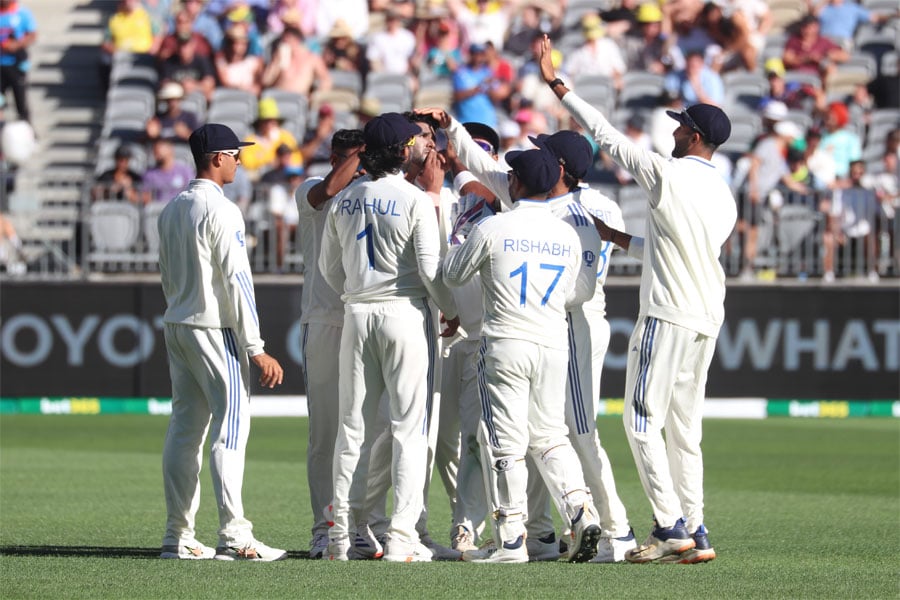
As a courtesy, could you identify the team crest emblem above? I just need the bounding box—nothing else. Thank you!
[236,231,245,247]
[583,250,595,267]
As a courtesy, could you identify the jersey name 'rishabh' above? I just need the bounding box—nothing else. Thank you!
[337,196,402,217]
[502,238,573,257]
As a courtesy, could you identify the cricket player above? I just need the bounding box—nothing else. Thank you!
[420,106,636,562]
[295,128,366,559]
[319,113,459,562]
[158,123,286,562]
[541,35,736,564]
[443,148,602,564]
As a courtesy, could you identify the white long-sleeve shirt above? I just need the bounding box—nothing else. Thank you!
[319,171,457,317]
[562,92,737,337]
[158,178,265,356]
[296,176,347,328]
[443,200,582,350]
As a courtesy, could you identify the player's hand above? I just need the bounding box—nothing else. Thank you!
[590,214,615,242]
[251,352,284,388]
[415,107,451,129]
[418,150,445,194]
[440,314,461,338]
[539,35,557,85]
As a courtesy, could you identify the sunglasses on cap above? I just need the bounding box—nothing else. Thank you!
[210,149,241,159]
[678,109,707,139]
[474,140,493,153]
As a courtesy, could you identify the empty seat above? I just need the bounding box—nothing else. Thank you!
[89,202,141,267]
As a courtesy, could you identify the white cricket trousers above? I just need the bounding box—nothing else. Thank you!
[441,338,487,539]
[162,324,254,547]
[477,337,591,544]
[301,321,341,540]
[527,308,631,538]
[623,315,716,533]
[330,299,433,545]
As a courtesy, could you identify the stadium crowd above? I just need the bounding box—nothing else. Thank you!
[78,0,900,282]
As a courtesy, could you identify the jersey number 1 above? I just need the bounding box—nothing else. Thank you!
[509,262,565,307]
[356,223,375,270]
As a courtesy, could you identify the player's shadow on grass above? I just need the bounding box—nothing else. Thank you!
[0,546,310,559]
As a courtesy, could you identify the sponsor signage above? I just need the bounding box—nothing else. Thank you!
[1,282,897,399]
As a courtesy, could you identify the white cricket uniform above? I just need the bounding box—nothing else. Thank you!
[158,178,264,548]
[438,184,490,540]
[446,118,632,538]
[296,176,348,543]
[443,199,594,545]
[563,91,737,532]
[319,171,457,545]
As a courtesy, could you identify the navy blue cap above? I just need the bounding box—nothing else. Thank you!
[529,131,593,180]
[506,148,561,195]
[463,121,500,154]
[363,112,421,150]
[666,104,731,146]
[189,123,254,157]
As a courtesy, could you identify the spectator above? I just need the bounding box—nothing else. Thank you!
[218,1,264,56]
[452,42,499,129]
[141,138,195,203]
[315,0,369,41]
[732,0,773,57]
[176,0,224,51]
[861,150,899,275]
[0,211,26,274]
[447,0,513,50]
[564,14,626,91]
[483,41,514,108]
[824,160,880,281]
[240,98,300,178]
[365,9,417,76]
[609,114,652,185]
[413,4,458,56]
[101,0,159,56]
[623,3,684,75]
[504,2,562,57]
[267,164,303,271]
[145,81,199,143]
[419,14,463,79]
[762,57,825,112]
[0,0,37,123]
[214,23,263,96]
[262,26,331,96]
[742,119,804,276]
[813,0,896,50]
[820,101,862,180]
[323,19,366,75]
[664,50,725,107]
[805,127,839,188]
[158,7,213,63]
[223,163,253,215]
[100,0,160,87]
[92,145,143,203]
[782,15,848,83]
[159,27,216,102]
[698,1,756,72]
[514,32,568,122]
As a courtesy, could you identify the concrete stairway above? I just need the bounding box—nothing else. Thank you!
[5,0,110,276]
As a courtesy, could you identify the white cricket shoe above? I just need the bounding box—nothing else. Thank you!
[451,525,478,553]
[382,538,433,562]
[526,533,563,562]
[348,524,384,559]
[323,537,350,561]
[462,538,496,562]
[309,532,329,559]
[568,503,602,563]
[420,533,462,561]
[590,529,637,563]
[472,535,528,564]
[215,539,287,562]
[160,541,215,560]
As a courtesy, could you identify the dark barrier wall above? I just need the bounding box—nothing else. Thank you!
[1,282,897,399]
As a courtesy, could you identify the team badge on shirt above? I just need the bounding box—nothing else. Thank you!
[236,230,245,247]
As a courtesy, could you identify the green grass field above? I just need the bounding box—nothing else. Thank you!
[1,415,898,599]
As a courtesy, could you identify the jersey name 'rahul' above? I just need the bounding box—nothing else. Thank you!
[338,197,402,217]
